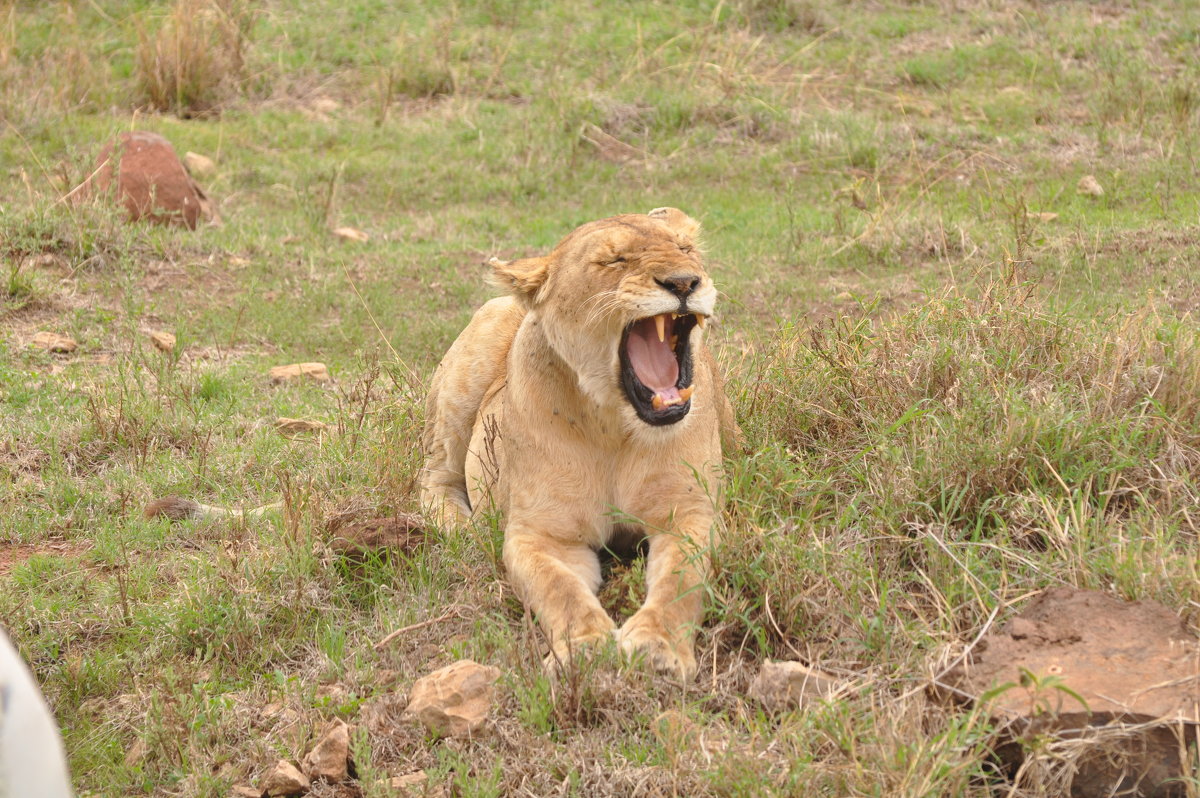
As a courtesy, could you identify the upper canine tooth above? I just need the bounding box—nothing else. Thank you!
[654,315,665,342]
[696,315,707,329]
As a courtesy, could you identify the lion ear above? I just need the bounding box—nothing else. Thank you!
[647,207,701,242]
[488,255,550,304]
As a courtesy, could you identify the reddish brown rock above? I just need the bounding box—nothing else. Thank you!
[943,587,1200,798]
[404,660,500,738]
[73,131,214,229]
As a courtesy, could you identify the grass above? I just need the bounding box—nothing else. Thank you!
[2,0,1200,795]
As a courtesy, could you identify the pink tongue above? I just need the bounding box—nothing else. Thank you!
[626,316,679,392]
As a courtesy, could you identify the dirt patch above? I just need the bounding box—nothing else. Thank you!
[0,540,90,576]
[944,587,1200,797]
[325,512,425,560]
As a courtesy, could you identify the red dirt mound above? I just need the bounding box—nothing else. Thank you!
[73,131,214,229]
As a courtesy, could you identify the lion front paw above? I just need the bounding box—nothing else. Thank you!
[543,627,618,675]
[616,613,697,681]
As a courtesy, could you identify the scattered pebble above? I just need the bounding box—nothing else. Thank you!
[148,330,176,352]
[275,417,328,433]
[390,770,428,791]
[331,227,369,242]
[749,660,843,712]
[183,151,216,176]
[31,331,77,354]
[1077,174,1105,197]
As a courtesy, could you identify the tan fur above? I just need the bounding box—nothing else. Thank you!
[420,209,733,680]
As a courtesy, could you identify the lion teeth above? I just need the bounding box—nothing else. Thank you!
[651,395,665,411]
[679,386,694,402]
[655,315,665,342]
[696,315,707,329]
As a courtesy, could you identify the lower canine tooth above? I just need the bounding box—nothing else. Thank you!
[679,386,694,402]
[654,315,665,342]
[651,395,665,411]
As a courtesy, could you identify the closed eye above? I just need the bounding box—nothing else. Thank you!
[606,256,627,266]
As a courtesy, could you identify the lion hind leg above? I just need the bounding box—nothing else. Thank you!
[419,296,524,526]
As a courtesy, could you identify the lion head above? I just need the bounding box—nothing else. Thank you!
[489,208,716,428]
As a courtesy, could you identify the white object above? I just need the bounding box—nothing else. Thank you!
[0,628,74,798]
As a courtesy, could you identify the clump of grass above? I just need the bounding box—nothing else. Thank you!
[712,276,1200,673]
[133,0,256,116]
[737,0,831,33]
[744,278,1200,533]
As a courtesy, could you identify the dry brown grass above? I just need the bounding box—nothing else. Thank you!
[133,0,256,116]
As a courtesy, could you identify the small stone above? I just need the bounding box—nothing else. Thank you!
[749,661,842,712]
[269,363,330,383]
[1077,174,1105,197]
[404,660,500,738]
[31,331,77,353]
[275,417,327,433]
[331,227,369,243]
[123,738,147,767]
[261,759,309,797]
[374,669,401,688]
[301,718,352,783]
[310,97,340,114]
[389,770,427,791]
[833,291,854,302]
[183,152,216,176]
[148,330,176,352]
[229,785,260,798]
[1026,211,1058,222]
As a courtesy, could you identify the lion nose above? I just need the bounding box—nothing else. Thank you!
[656,274,701,299]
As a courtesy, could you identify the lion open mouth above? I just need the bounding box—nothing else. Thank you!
[619,312,704,426]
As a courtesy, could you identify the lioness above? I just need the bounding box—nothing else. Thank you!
[420,208,732,680]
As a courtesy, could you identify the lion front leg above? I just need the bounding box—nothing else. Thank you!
[503,529,617,667]
[617,521,712,681]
